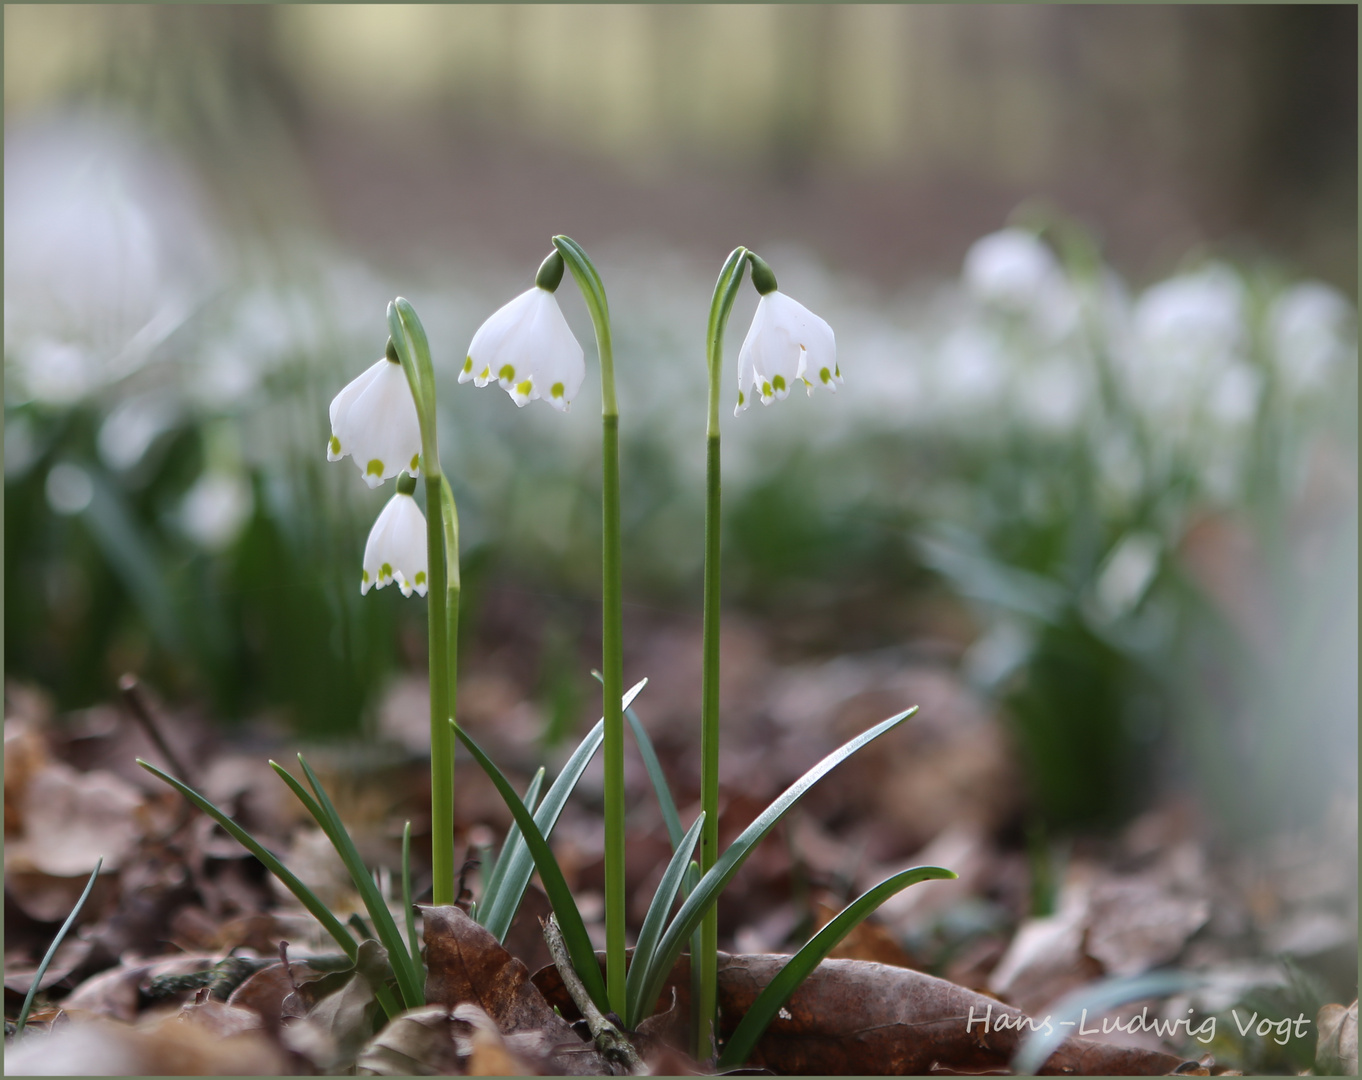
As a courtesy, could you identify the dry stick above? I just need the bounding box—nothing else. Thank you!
[119,674,195,784]
[542,914,646,1075]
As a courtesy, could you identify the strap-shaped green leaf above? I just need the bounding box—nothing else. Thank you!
[16,858,102,1033]
[138,759,359,962]
[479,767,544,914]
[453,722,610,1013]
[624,813,705,1027]
[273,757,425,1010]
[402,821,419,973]
[479,677,647,942]
[716,864,957,1068]
[592,668,684,851]
[633,706,919,1024]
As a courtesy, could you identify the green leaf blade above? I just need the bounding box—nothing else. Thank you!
[716,865,956,1068]
[480,677,647,942]
[283,757,426,1010]
[137,759,360,964]
[624,812,705,1028]
[634,706,919,1023]
[453,722,610,1013]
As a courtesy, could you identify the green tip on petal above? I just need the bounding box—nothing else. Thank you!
[516,379,533,397]
[414,571,427,586]
[366,459,385,478]
[362,569,371,583]
[762,381,773,397]
[329,435,342,455]
[380,562,393,579]
[410,454,420,472]
[738,390,745,406]
[551,382,564,399]
[772,375,787,393]
[820,367,832,384]
[462,357,473,374]
[499,364,516,383]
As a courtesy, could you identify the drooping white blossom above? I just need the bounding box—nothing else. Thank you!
[328,355,422,488]
[734,291,839,415]
[460,287,585,410]
[361,489,428,597]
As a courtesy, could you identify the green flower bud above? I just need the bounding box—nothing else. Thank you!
[396,472,418,495]
[536,249,566,292]
[748,252,779,296]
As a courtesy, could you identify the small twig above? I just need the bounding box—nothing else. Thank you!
[542,914,646,1074]
[119,674,195,784]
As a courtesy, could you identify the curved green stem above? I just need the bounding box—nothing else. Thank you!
[696,246,750,1059]
[552,235,626,1016]
[389,298,457,908]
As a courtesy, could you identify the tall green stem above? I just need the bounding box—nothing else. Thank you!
[551,236,626,1015]
[697,247,749,1058]
[389,299,458,908]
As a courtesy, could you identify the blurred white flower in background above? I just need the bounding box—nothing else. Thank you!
[97,394,182,472]
[4,113,222,405]
[1269,281,1357,396]
[180,472,254,551]
[963,228,1079,340]
[45,462,95,516]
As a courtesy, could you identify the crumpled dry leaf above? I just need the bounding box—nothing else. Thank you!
[421,904,606,1075]
[177,993,265,1039]
[277,938,388,1068]
[1316,999,1358,1075]
[60,953,221,1023]
[533,952,1182,1076]
[355,1004,467,1076]
[455,1002,542,1076]
[6,760,144,877]
[2,1012,288,1076]
[717,954,1184,1076]
[1085,876,1211,978]
[987,883,1103,1015]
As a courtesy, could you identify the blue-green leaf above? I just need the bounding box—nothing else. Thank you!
[716,865,956,1068]
[479,677,647,942]
[16,859,103,1033]
[633,706,919,1023]
[137,759,359,962]
[274,757,425,1009]
[453,722,610,1013]
[479,767,544,913]
[624,813,705,1027]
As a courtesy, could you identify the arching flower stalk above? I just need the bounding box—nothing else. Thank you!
[696,248,839,1058]
[463,237,627,1016]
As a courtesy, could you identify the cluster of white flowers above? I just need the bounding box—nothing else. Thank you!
[328,347,428,596]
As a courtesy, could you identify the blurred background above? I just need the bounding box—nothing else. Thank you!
[4,4,1357,852]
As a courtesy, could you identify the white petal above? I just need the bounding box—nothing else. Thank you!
[334,361,421,487]
[464,287,585,410]
[328,358,386,461]
[362,492,427,599]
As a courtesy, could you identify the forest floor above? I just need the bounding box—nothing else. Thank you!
[4,601,1357,1075]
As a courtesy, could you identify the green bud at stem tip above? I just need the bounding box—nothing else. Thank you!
[536,250,566,292]
[385,339,401,364]
[397,472,418,495]
[747,252,778,295]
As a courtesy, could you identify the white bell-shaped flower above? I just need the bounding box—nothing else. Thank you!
[735,290,839,415]
[459,286,585,410]
[328,352,422,488]
[361,484,428,597]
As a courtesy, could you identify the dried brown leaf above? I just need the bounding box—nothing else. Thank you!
[1316,999,1358,1075]
[422,904,606,1075]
